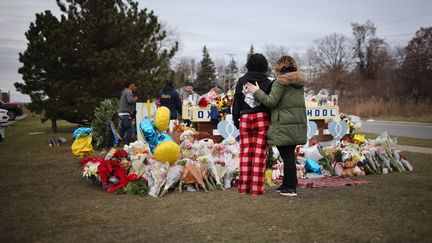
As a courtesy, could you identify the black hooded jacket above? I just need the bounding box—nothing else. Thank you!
[157,86,182,119]
[232,71,272,128]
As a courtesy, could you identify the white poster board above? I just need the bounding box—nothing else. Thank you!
[182,105,212,122]
[136,101,156,142]
[307,106,339,120]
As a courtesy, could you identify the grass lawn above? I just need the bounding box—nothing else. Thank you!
[1,116,432,242]
[363,132,432,148]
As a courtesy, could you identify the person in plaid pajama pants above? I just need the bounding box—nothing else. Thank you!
[245,55,307,197]
[233,53,272,196]
[238,112,269,195]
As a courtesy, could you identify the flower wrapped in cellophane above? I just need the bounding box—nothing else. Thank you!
[180,159,207,192]
[369,132,405,172]
[80,157,106,187]
[361,148,381,174]
[394,150,413,171]
[160,164,184,197]
[146,158,170,197]
[82,161,100,178]
[317,145,337,176]
[198,156,224,190]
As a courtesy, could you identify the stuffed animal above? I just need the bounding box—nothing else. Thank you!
[174,120,195,132]
[191,133,215,158]
[222,136,239,159]
[342,160,365,176]
[272,161,284,181]
[180,130,195,143]
[123,140,150,156]
[211,144,227,162]
[296,163,305,178]
[179,130,196,159]
[200,138,214,157]
[353,165,366,176]
[342,168,354,177]
[194,131,214,141]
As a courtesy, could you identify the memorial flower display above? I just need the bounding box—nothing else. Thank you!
[73,99,414,198]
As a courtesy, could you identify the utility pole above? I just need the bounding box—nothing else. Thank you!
[191,59,195,83]
[226,53,235,91]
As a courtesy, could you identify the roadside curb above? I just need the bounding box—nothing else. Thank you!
[363,120,432,126]
[397,145,432,154]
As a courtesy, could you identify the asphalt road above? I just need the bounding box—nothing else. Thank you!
[0,114,27,127]
[361,120,432,140]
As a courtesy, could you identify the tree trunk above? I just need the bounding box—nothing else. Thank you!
[51,119,57,133]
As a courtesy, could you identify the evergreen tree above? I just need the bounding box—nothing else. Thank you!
[195,46,216,94]
[240,44,254,73]
[15,0,178,130]
[91,99,119,150]
[15,10,73,131]
[247,44,254,62]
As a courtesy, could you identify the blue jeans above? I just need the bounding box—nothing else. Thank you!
[119,115,133,145]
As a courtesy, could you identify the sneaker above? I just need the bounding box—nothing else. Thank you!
[275,185,286,192]
[280,189,297,197]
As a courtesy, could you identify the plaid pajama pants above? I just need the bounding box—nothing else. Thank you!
[238,112,269,195]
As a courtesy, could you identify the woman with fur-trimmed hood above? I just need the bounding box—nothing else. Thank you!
[245,56,307,197]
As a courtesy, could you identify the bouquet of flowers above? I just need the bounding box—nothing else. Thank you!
[160,164,184,197]
[146,159,170,197]
[81,158,102,186]
[317,145,337,176]
[180,159,207,192]
[197,156,224,190]
[368,132,412,172]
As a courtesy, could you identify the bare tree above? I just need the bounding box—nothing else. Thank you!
[309,33,354,73]
[306,33,354,95]
[215,57,227,90]
[292,52,305,68]
[399,26,432,103]
[159,22,179,52]
[264,44,289,68]
[173,57,195,86]
[351,20,387,81]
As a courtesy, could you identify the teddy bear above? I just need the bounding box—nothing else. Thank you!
[296,163,305,178]
[179,130,196,159]
[342,160,365,176]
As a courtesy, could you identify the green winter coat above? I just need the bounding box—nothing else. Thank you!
[254,72,307,146]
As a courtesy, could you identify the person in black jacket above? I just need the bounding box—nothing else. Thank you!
[156,80,182,121]
[232,53,271,196]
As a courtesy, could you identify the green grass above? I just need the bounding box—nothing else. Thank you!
[363,132,432,148]
[1,116,432,242]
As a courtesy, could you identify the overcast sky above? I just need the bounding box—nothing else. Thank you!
[1,0,431,101]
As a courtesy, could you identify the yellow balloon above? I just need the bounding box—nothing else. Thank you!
[154,141,180,163]
[154,106,170,132]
